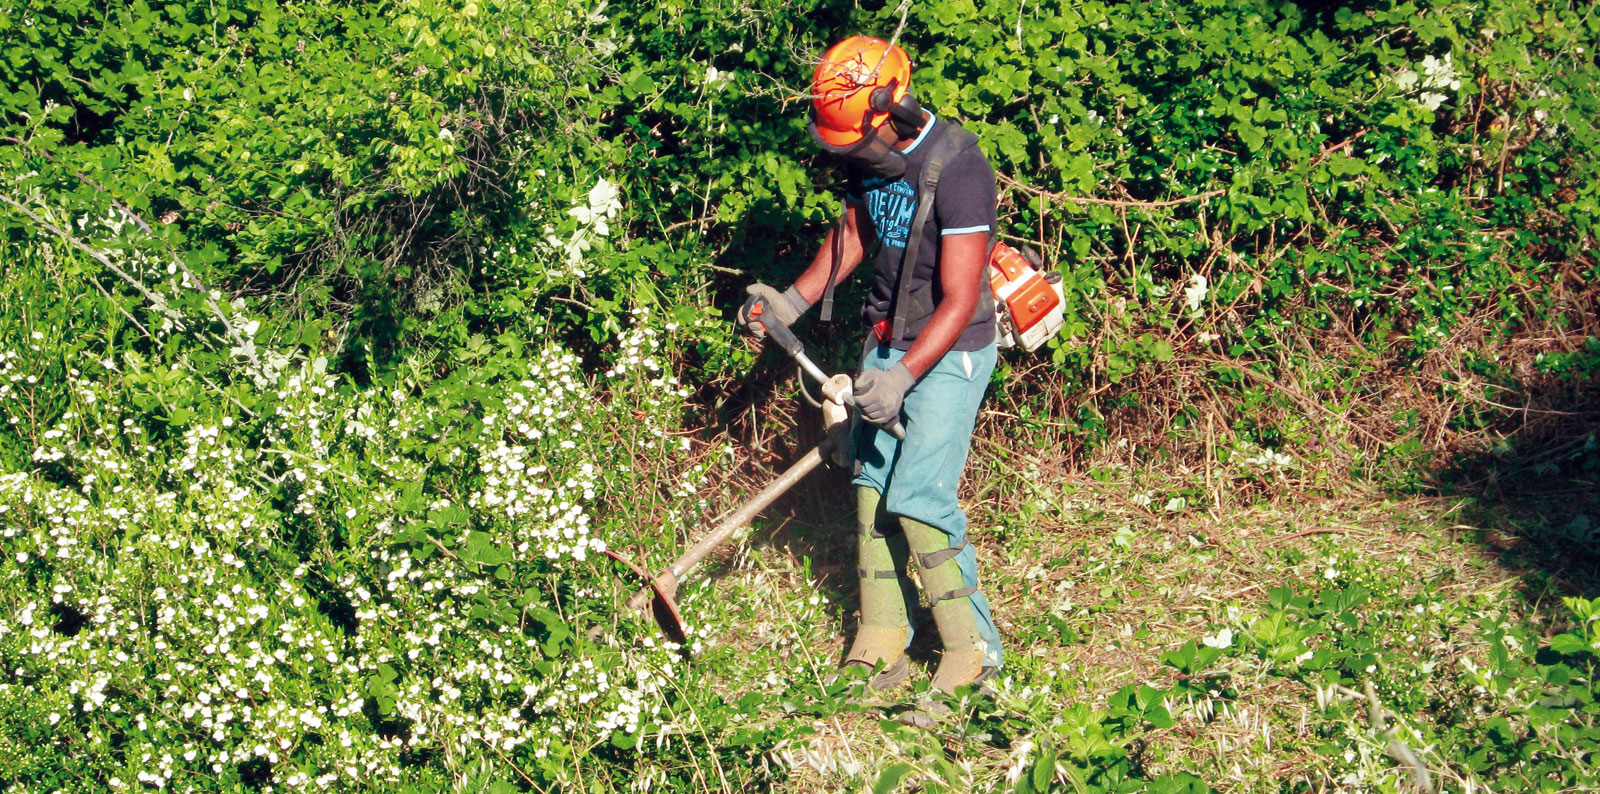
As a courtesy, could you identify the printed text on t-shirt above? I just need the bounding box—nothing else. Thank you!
[862,178,916,249]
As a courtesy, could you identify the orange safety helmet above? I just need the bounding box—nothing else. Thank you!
[809,36,916,147]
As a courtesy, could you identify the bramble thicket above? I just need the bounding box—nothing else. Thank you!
[1,0,1598,792]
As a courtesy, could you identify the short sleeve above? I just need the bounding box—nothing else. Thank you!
[933,146,997,237]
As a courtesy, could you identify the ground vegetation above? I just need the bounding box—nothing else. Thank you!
[1,0,1596,791]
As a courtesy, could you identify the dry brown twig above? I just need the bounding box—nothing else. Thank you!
[997,172,1227,209]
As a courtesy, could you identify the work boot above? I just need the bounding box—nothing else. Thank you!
[840,486,915,690]
[900,517,1003,695]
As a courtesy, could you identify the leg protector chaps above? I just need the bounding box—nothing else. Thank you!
[843,486,914,687]
[902,517,1002,693]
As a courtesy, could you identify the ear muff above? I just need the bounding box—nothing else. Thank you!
[867,80,924,139]
[887,92,923,139]
[868,85,896,114]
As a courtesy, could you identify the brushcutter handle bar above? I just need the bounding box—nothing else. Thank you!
[750,297,804,359]
[753,301,906,440]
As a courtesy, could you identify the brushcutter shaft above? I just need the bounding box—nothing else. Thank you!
[625,435,835,613]
[790,350,833,394]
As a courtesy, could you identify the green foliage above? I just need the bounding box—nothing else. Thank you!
[868,683,1213,794]
[1181,549,1598,791]
[903,0,1598,375]
[0,238,799,789]
[1,0,646,365]
[3,0,1599,790]
[7,0,1596,392]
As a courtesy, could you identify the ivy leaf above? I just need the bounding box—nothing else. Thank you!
[990,123,1029,166]
[1237,123,1266,152]
[1066,153,1096,193]
[1328,153,1367,176]
[622,70,655,99]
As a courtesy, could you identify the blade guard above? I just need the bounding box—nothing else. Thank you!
[609,549,689,650]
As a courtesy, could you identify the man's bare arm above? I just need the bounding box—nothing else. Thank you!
[790,201,874,306]
[899,232,987,378]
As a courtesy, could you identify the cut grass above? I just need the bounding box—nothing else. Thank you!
[648,406,1598,793]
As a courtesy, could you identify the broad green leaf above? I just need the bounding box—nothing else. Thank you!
[873,762,913,794]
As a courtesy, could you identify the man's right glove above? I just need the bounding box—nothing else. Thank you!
[853,362,916,428]
[738,284,811,337]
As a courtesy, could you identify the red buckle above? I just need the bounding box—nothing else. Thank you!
[872,319,891,343]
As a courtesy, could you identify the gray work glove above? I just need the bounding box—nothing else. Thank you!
[853,362,916,428]
[738,283,811,337]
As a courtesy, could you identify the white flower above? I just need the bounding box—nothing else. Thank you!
[1394,53,1461,110]
[1004,740,1036,785]
[1183,274,1208,315]
[1202,628,1233,649]
[587,178,622,220]
[1420,53,1461,91]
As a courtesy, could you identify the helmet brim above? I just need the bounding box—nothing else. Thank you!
[812,121,870,147]
[807,119,905,179]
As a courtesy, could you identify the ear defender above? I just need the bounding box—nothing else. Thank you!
[869,80,925,140]
[887,92,923,138]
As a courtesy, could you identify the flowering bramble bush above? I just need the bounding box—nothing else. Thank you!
[0,302,778,791]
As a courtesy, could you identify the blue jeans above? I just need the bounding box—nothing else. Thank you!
[851,341,1002,666]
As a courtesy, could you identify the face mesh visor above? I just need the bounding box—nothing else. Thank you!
[807,117,907,180]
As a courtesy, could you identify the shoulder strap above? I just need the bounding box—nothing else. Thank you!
[819,208,846,322]
[891,122,979,343]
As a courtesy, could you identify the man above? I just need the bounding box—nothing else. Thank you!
[738,36,1002,697]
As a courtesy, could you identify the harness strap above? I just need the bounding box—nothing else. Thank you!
[819,209,846,323]
[892,125,958,342]
[891,123,982,343]
[863,522,902,539]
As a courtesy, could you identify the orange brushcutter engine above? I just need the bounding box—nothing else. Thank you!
[988,242,1065,352]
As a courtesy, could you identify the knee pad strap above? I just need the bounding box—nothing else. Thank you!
[928,584,979,605]
[914,543,968,571]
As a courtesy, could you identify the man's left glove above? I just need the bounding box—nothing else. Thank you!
[738,284,812,337]
[853,362,916,428]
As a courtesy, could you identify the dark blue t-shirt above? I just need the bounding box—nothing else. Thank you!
[846,115,998,351]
